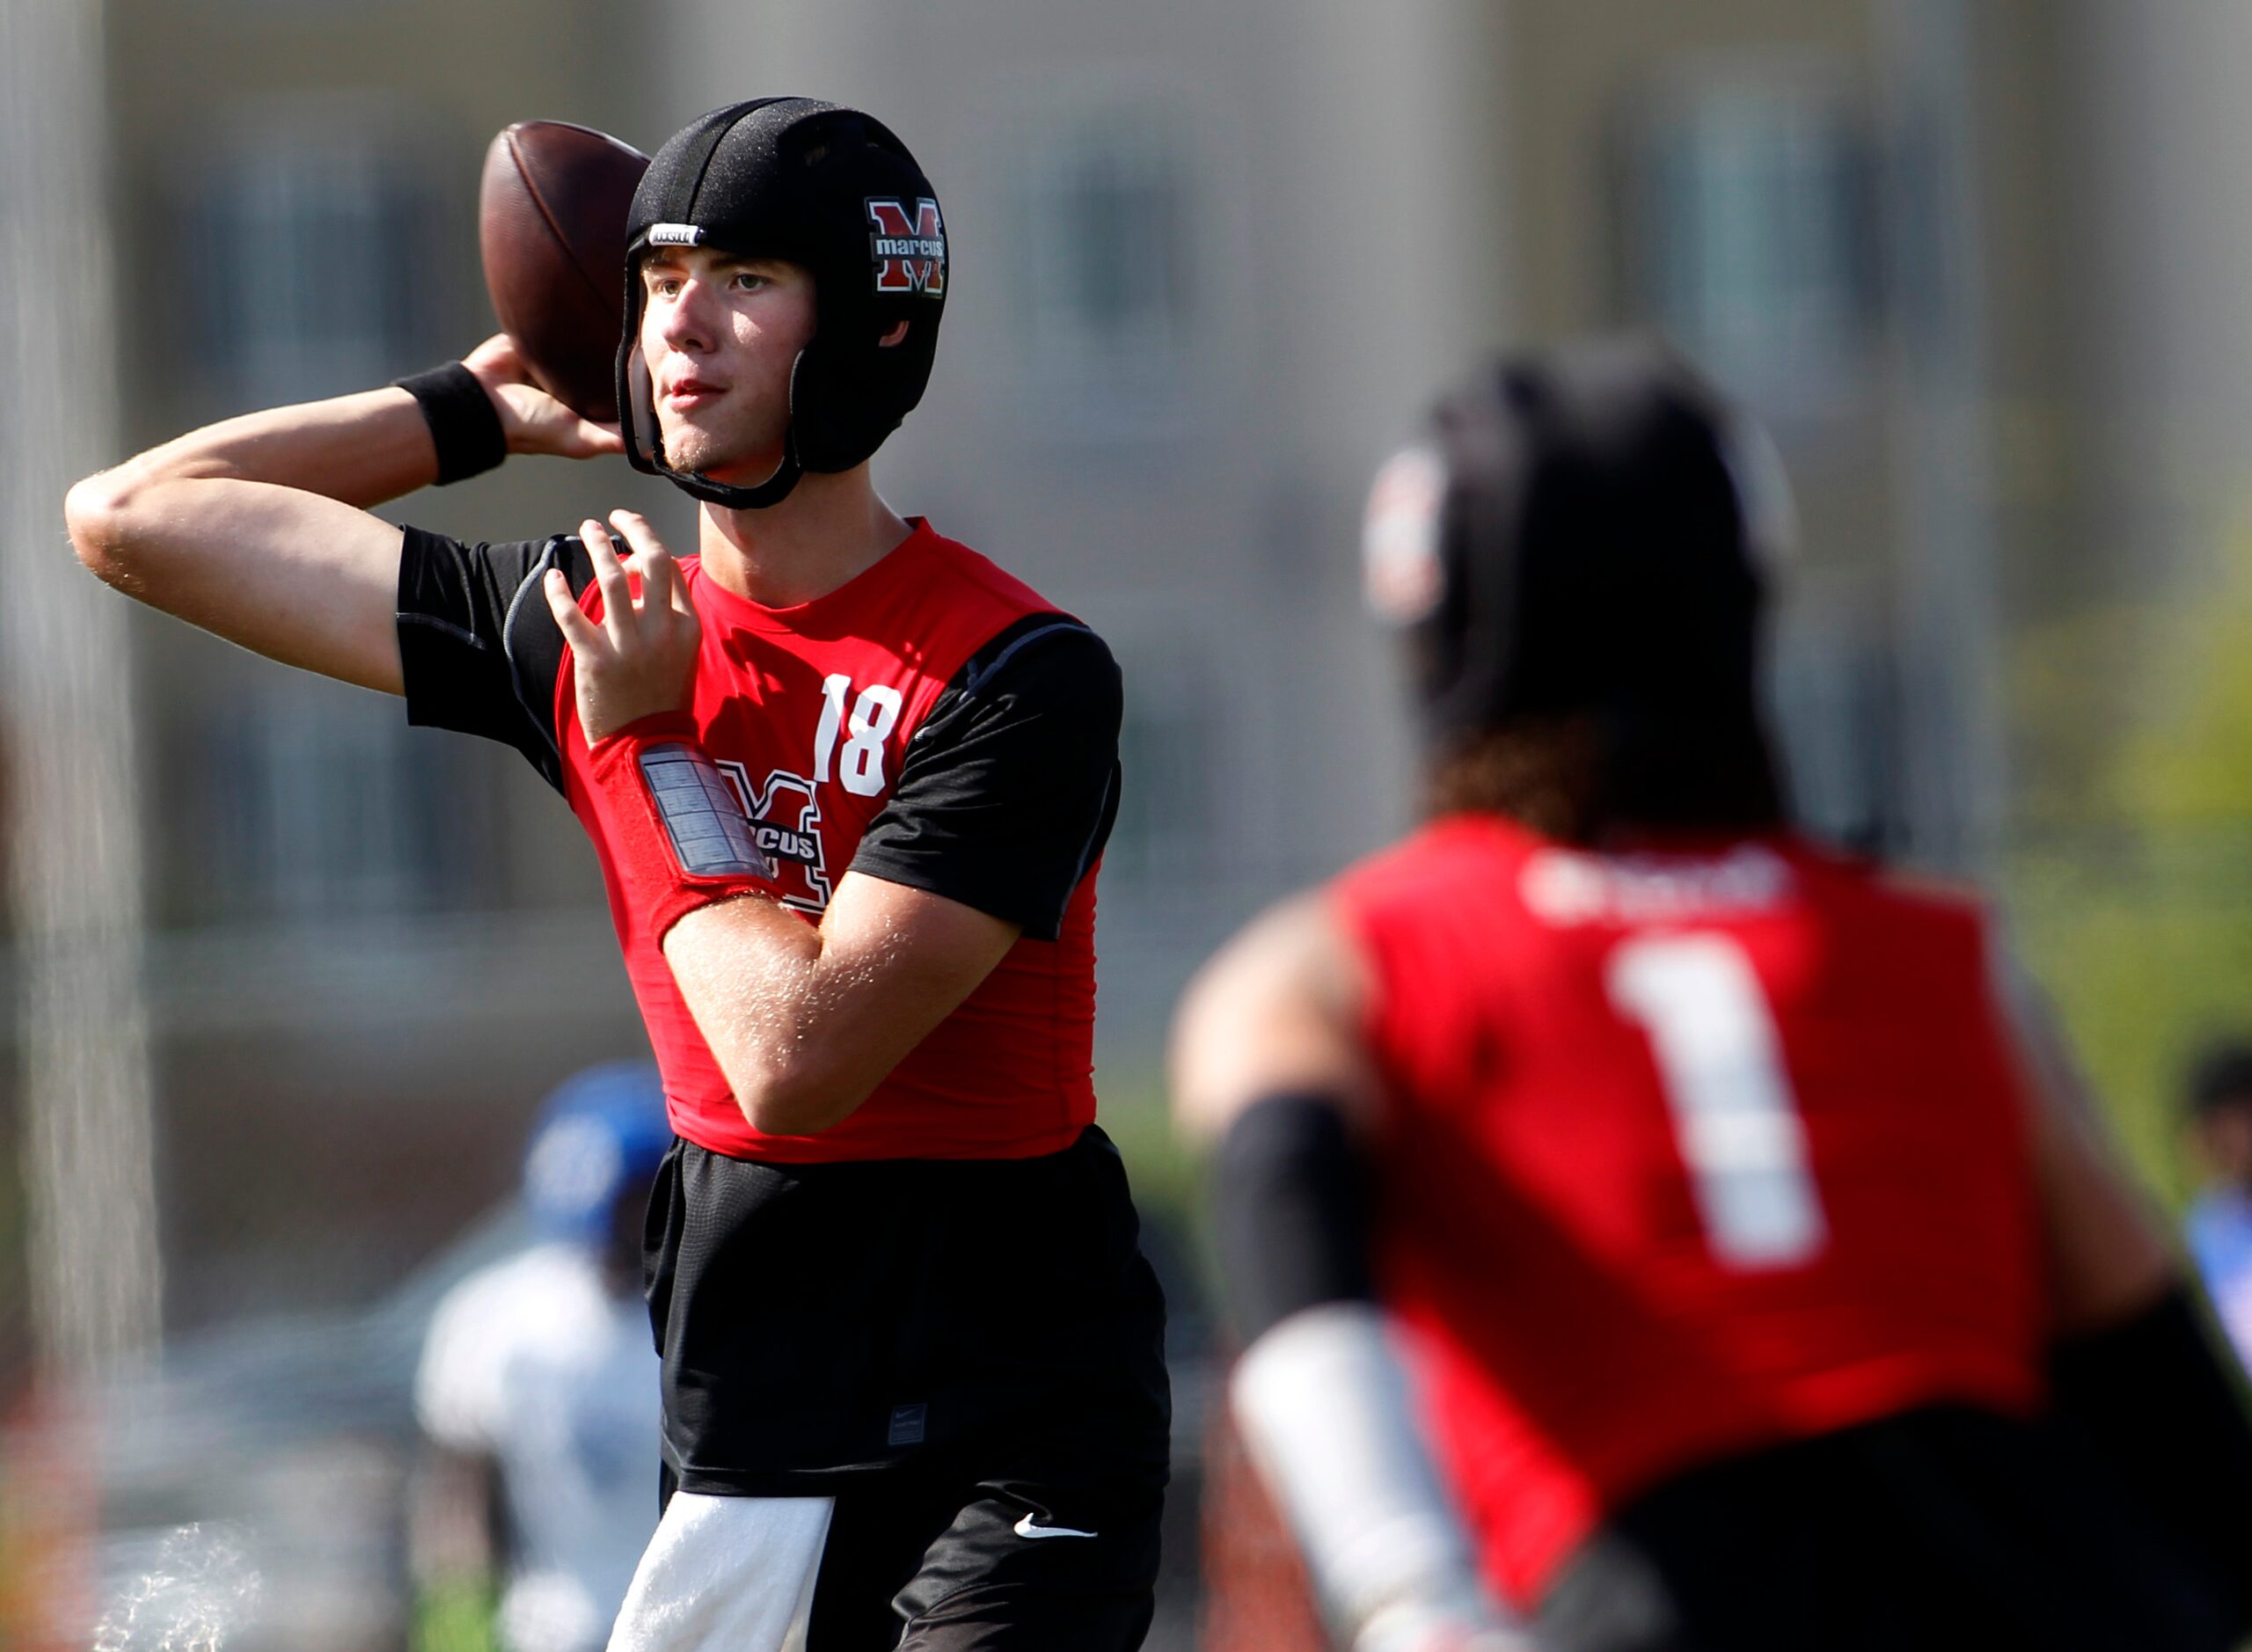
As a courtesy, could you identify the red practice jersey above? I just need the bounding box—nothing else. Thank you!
[398,519,1118,1166]
[561,523,1103,1162]
[1328,815,2046,1604]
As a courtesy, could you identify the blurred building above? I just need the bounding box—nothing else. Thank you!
[10,0,2252,1646]
[9,0,2245,1495]
[82,0,670,1341]
[652,0,1509,1056]
[650,0,2051,1012]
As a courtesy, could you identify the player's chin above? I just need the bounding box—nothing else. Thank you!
[663,419,786,486]
[687,440,791,488]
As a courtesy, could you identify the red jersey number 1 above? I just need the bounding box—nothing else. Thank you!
[1606,933,1828,1270]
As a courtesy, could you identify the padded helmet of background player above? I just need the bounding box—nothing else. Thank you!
[616,97,947,511]
[1362,337,1795,822]
[522,1061,671,1247]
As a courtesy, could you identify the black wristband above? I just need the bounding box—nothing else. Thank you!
[393,362,507,485]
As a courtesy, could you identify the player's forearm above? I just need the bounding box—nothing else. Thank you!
[1211,1087,1518,1646]
[79,387,441,514]
[662,874,1014,1137]
[1997,963,2175,1334]
[662,898,889,1136]
[568,703,877,1132]
[1233,1305,1520,1650]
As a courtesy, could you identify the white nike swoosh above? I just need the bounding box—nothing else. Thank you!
[1013,1513,1099,1539]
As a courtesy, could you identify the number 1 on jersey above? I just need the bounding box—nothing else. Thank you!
[1606,933,1827,1270]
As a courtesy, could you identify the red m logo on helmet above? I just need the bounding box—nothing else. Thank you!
[866,198,947,296]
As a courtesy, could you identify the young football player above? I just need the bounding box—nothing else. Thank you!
[1174,340,2252,1652]
[67,99,1168,1651]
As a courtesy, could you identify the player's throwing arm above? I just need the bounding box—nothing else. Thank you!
[62,332,619,691]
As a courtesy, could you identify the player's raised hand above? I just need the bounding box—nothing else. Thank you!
[544,509,701,743]
[464,333,624,460]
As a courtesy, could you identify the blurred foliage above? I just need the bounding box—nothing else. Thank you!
[412,1579,500,1652]
[1098,1076,1221,1336]
[2007,540,2252,1209]
[1098,1078,1201,1232]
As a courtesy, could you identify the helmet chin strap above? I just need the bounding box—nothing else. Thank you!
[658,442,803,510]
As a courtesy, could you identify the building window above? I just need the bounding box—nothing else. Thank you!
[1015,99,1198,431]
[1620,62,1875,428]
[186,106,443,409]
[1108,664,1217,889]
[167,683,494,926]
[1770,606,1906,857]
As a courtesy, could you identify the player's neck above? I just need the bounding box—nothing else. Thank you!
[694,467,913,608]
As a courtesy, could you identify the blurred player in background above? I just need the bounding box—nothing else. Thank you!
[413,1063,669,1652]
[2183,1041,2252,1368]
[65,97,1166,1650]
[1174,340,2252,1652]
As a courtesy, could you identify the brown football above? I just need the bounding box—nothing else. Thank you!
[479,121,650,422]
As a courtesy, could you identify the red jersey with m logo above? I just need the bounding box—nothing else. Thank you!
[556,522,1114,1165]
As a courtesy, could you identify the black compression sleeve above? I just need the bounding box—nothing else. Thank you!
[1214,1095,1378,1343]
[2051,1283,2252,1622]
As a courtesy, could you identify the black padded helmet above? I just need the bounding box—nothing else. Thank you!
[1363,338,1794,822]
[616,97,947,510]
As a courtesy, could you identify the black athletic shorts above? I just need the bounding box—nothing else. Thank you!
[818,1436,1161,1649]
[645,1122,1169,1454]
[645,1125,1169,1646]
[650,1430,1163,1650]
[1536,1405,2246,1652]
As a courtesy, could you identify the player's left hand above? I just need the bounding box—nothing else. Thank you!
[544,509,702,744]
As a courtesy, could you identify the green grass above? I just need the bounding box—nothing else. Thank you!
[411,1580,500,1652]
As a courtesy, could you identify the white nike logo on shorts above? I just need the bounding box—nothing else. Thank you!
[1013,1513,1098,1539]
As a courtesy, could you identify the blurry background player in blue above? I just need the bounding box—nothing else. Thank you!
[411,1064,670,1652]
[2184,1042,2252,1371]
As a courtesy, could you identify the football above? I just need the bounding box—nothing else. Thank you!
[479,121,650,422]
